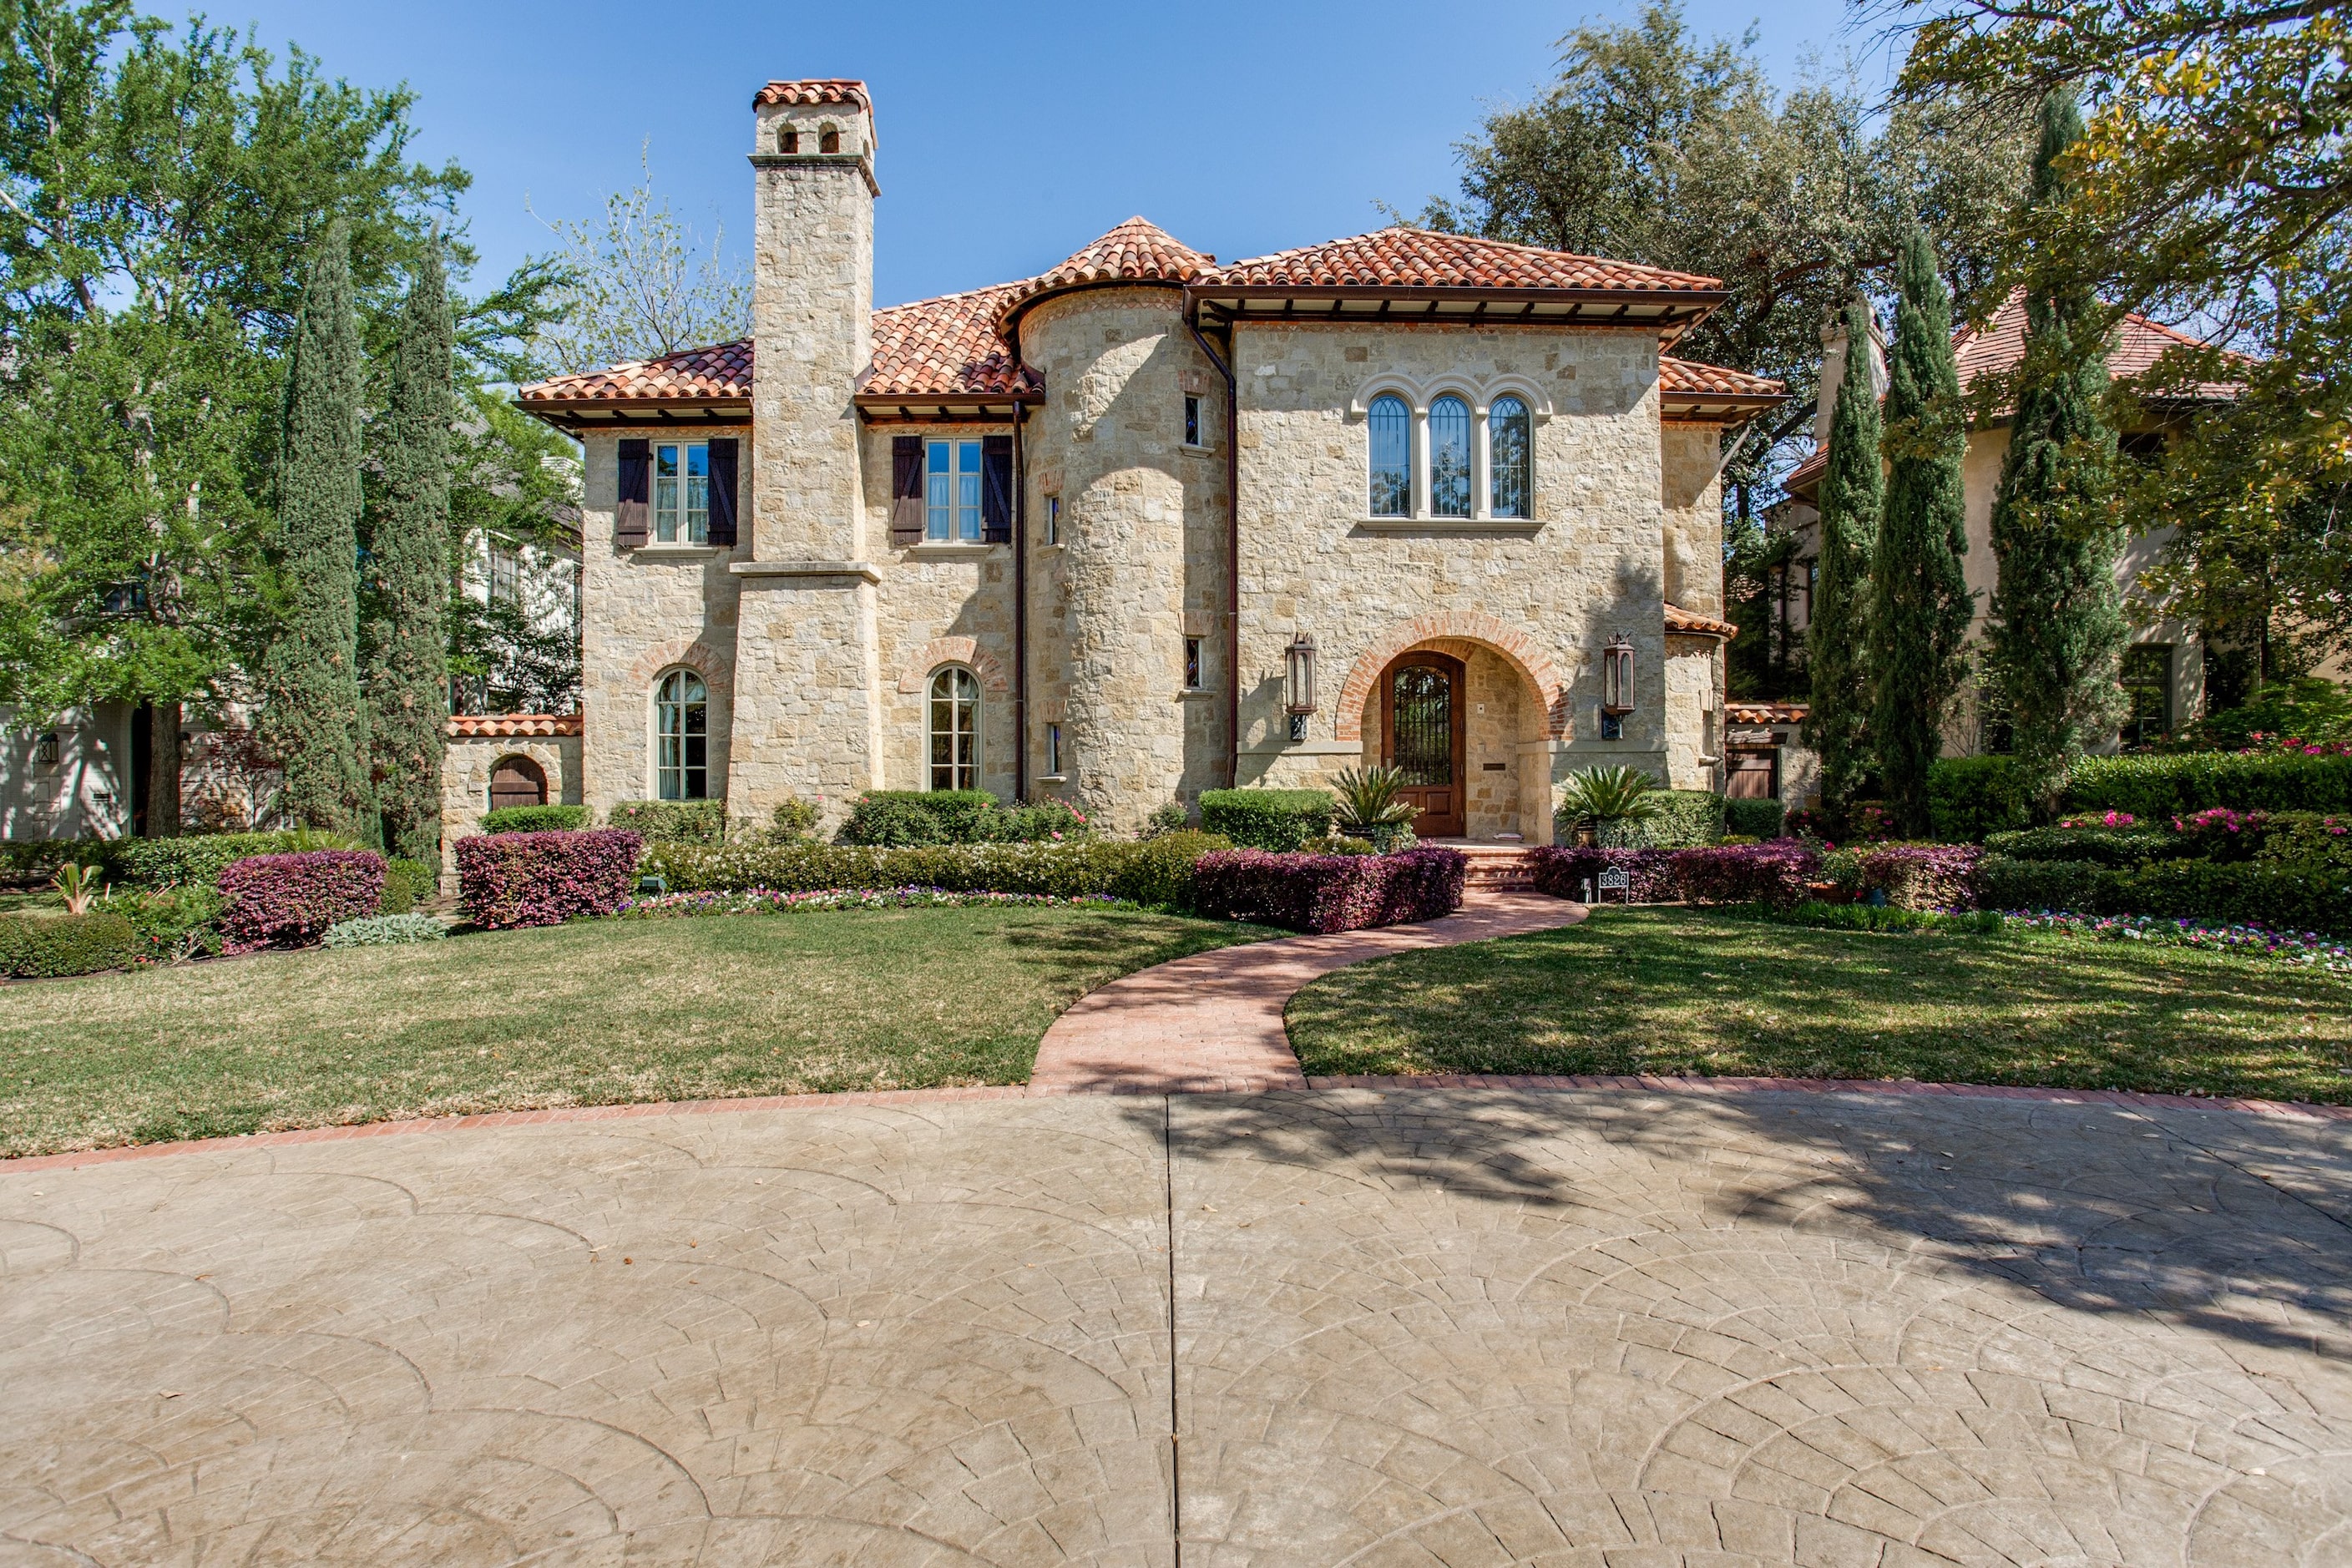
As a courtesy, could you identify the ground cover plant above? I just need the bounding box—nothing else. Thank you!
[0,904,1265,1159]
[1286,906,2352,1103]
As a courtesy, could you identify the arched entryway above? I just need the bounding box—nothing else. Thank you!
[1378,650,1466,837]
[488,755,548,811]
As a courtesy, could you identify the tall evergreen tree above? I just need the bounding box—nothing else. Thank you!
[366,250,453,859]
[1985,89,2130,807]
[1869,225,1975,836]
[1801,299,1884,819]
[260,220,370,834]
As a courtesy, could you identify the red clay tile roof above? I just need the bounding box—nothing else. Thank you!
[752,79,871,110]
[448,713,582,738]
[864,284,1042,399]
[1726,700,1808,725]
[1955,290,2243,400]
[1660,357,1782,397]
[518,341,752,406]
[993,217,1216,329]
[1666,603,1738,640]
[1214,227,1724,294]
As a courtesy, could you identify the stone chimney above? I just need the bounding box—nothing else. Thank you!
[1814,298,1888,445]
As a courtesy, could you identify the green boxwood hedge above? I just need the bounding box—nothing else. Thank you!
[606,799,730,843]
[1722,797,1785,839]
[2064,751,2352,817]
[835,791,1087,846]
[640,831,1232,908]
[379,857,438,915]
[1596,789,1723,849]
[1198,788,1336,851]
[1925,755,2035,842]
[1980,825,2190,867]
[479,805,589,834]
[111,830,362,890]
[0,911,137,978]
[1975,852,2351,934]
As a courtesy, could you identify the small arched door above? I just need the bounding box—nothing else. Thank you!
[1380,651,1465,837]
[488,755,548,812]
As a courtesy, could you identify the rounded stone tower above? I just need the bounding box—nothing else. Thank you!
[1006,219,1232,834]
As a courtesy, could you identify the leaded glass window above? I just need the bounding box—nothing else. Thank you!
[1490,396,1531,518]
[655,670,708,800]
[929,667,979,790]
[1368,395,1410,516]
[1429,396,1471,518]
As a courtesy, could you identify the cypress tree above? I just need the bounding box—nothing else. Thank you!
[260,220,371,835]
[1985,89,2130,808]
[1869,226,1975,837]
[366,251,454,861]
[1801,298,1883,821]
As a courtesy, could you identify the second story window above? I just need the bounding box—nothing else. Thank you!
[1184,393,1204,448]
[1429,395,1473,518]
[1368,394,1411,517]
[489,543,521,604]
[927,439,983,541]
[654,443,708,543]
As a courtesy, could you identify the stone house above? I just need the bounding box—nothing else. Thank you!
[496,78,1783,843]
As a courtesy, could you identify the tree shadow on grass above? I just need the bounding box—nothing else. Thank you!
[994,911,1272,996]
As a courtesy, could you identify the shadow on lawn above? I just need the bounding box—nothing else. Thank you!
[995,910,1269,994]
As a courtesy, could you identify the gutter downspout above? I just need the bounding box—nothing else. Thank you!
[1189,309,1239,788]
[1012,396,1029,802]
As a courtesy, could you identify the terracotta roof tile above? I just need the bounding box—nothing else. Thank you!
[518,341,752,405]
[448,713,582,738]
[1955,290,2243,400]
[1726,700,1808,725]
[864,285,1042,399]
[1213,226,1724,294]
[994,217,1216,328]
[1666,603,1738,640]
[1783,446,1827,495]
[1660,357,1783,397]
[751,79,870,110]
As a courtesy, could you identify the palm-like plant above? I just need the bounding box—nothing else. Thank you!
[1331,766,1419,849]
[50,863,102,916]
[1556,766,1663,845]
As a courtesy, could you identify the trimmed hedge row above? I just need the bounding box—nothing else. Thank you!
[219,851,385,949]
[1722,797,1785,840]
[0,911,137,977]
[1975,852,2352,934]
[480,805,590,834]
[458,830,642,929]
[837,790,1087,847]
[640,831,1235,909]
[606,799,729,844]
[1604,789,1726,849]
[1198,789,1337,852]
[1189,847,1466,933]
[1928,751,2352,841]
[1981,824,2189,866]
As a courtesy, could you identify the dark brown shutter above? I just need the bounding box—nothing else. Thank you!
[981,434,1013,544]
[706,438,740,548]
[889,435,923,546]
[615,438,650,549]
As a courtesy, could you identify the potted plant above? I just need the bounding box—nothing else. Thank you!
[1557,766,1664,847]
[1331,765,1419,852]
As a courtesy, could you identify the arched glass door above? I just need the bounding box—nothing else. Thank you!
[1381,654,1464,837]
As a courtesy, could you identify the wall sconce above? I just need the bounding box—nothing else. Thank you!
[1284,633,1318,742]
[34,732,58,766]
[1600,635,1635,741]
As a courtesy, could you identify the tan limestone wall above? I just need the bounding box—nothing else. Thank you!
[1230,321,1678,820]
[1661,423,1726,616]
[439,733,583,879]
[749,150,873,563]
[577,430,743,822]
[1663,638,1722,791]
[1018,287,1232,833]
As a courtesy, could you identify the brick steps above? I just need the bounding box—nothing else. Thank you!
[1434,839,1540,891]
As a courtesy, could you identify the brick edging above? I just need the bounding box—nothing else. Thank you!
[6,1070,2344,1173]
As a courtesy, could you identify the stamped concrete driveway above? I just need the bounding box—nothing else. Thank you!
[5,1085,2350,1565]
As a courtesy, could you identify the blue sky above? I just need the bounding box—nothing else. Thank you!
[220,0,1886,310]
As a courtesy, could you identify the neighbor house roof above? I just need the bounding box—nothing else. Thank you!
[1725,700,1808,726]
[1660,356,1784,420]
[751,79,871,111]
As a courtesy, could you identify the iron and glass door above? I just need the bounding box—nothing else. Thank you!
[1381,653,1466,837]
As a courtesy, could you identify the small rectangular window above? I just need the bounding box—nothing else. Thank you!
[1046,722,1063,776]
[1184,637,1203,690]
[925,439,984,541]
[1183,393,1203,448]
[2120,645,2174,745]
[652,443,710,543]
[489,543,521,604]
[1044,494,1060,545]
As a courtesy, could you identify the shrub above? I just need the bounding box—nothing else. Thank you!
[1329,837,1376,856]
[769,797,821,840]
[607,799,729,844]
[1722,797,1785,839]
[2065,751,2352,817]
[835,790,1086,847]
[1556,766,1665,842]
[1975,853,2114,914]
[1332,766,1418,841]
[1190,846,1466,933]
[1983,824,2185,867]
[1141,801,1191,839]
[1633,789,1726,848]
[2191,675,2352,750]
[1820,846,1866,895]
[379,856,437,915]
[1198,787,1336,851]
[112,829,362,891]
[1110,831,1232,908]
[98,883,225,963]
[1525,846,1682,903]
[1859,844,1982,911]
[0,910,138,977]
[457,829,642,929]
[1670,842,1821,907]
[322,913,449,948]
[1763,901,2005,935]
[640,833,1234,910]
[2110,858,2352,937]
[1925,755,2033,842]
[0,839,114,888]
[217,850,385,949]
[479,804,589,834]
[2258,812,2352,873]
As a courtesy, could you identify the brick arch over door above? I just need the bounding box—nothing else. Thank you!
[626,637,731,689]
[1335,614,1570,741]
[895,636,1009,695]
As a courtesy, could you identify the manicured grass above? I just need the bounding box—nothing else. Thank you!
[0,906,1262,1158]
[1287,906,2352,1103]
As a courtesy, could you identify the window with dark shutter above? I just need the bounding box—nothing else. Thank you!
[981,435,1013,544]
[890,435,923,546]
[706,438,740,548]
[616,439,650,549]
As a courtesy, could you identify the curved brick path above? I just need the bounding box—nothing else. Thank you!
[1028,890,1587,1095]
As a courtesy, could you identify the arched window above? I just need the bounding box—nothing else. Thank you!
[488,755,547,812]
[818,123,841,154]
[655,670,708,801]
[1429,395,1472,518]
[1368,394,1411,517]
[776,124,798,154]
[1490,395,1531,519]
[928,667,979,792]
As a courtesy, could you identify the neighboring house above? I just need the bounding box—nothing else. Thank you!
[493,78,1784,842]
[1767,294,2231,794]
[0,704,280,842]
[451,524,583,715]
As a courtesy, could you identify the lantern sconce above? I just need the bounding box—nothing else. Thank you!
[1284,633,1318,742]
[1600,635,1635,741]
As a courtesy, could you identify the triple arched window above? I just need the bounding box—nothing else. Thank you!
[1364,391,1535,521]
[928,667,979,792]
[655,669,707,801]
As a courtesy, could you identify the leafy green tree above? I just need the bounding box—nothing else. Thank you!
[1985,93,2129,805]
[528,147,750,376]
[1802,300,1884,817]
[364,250,453,858]
[258,220,367,834]
[1869,228,1975,836]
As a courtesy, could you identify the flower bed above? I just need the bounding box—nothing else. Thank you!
[1190,847,1465,933]
[2003,911,2352,974]
[218,850,385,950]
[618,887,1123,918]
[457,829,642,929]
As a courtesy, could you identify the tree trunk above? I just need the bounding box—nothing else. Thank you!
[147,699,182,837]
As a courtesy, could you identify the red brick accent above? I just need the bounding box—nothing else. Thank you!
[626,637,730,689]
[896,636,1009,695]
[1333,614,1570,742]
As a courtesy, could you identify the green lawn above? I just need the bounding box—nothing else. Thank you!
[1287,907,2352,1103]
[0,907,1262,1158]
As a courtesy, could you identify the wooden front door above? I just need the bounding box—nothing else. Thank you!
[1381,653,1466,838]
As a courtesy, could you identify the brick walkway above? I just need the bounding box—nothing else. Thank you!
[1027,890,1586,1095]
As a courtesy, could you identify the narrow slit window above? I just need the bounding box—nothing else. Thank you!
[1044,494,1060,545]
[1184,393,1203,448]
[1046,722,1062,776]
[1184,637,1203,690]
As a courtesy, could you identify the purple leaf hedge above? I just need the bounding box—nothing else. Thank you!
[218,850,385,949]
[1190,846,1466,933]
[1528,843,1823,908]
[1859,844,1981,912]
[458,829,643,929]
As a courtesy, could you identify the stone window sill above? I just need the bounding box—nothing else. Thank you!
[1180,443,1216,457]
[1034,772,1070,785]
[1176,689,1216,701]
[1352,516,1542,535]
[902,542,1003,559]
[629,543,728,559]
